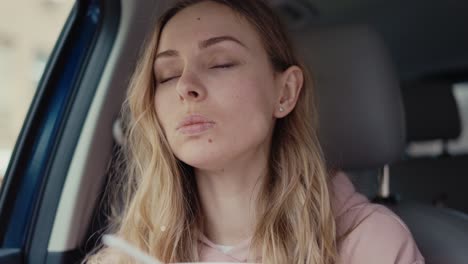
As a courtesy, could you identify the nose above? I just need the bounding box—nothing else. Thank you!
[176,69,206,102]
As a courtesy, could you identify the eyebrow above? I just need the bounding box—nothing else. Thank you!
[199,35,247,49]
[154,35,247,61]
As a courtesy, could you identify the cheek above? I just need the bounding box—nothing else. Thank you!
[154,88,176,134]
[216,71,276,139]
[225,72,275,117]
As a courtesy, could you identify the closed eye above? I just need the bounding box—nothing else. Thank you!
[159,76,180,84]
[158,63,236,83]
[210,63,236,69]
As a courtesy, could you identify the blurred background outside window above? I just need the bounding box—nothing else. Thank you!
[0,0,74,182]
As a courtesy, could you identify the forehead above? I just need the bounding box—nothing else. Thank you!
[157,1,262,53]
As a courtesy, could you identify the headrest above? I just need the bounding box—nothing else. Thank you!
[402,81,461,142]
[295,25,406,170]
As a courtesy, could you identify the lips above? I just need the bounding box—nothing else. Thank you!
[176,114,216,135]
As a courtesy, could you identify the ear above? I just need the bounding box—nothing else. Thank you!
[274,65,304,118]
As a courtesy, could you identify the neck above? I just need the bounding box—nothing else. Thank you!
[195,150,268,246]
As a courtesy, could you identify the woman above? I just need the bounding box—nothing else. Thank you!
[86,0,424,263]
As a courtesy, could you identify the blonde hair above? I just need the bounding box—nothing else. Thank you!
[86,0,338,263]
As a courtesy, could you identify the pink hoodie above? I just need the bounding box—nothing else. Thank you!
[198,172,425,263]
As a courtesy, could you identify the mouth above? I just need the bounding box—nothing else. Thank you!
[178,122,215,135]
[177,115,216,135]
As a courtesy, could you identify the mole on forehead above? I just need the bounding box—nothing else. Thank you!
[197,17,201,20]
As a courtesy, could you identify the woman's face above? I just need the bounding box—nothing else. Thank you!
[154,1,283,170]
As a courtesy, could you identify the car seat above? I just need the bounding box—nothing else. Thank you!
[296,24,468,264]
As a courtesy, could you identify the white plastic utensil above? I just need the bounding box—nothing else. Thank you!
[102,234,162,264]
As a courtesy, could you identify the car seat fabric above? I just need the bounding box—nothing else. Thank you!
[295,24,405,170]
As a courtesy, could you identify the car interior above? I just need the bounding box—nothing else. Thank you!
[1,0,467,263]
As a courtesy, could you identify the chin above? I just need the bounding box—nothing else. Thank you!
[175,146,230,171]
[180,154,225,171]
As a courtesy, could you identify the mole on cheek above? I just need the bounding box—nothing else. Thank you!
[208,138,213,143]
[197,17,201,21]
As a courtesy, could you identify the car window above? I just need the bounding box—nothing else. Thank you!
[0,1,74,183]
[0,0,114,256]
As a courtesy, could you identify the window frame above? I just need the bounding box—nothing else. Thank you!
[0,0,120,262]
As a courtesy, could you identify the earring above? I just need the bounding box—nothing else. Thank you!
[279,106,285,112]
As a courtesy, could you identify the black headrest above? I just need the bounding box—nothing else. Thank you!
[402,81,461,142]
[295,25,406,170]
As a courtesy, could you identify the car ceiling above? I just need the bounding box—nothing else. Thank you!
[273,0,468,81]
